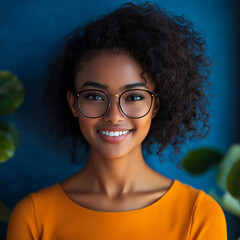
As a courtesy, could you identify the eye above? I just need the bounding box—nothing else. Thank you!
[126,94,145,101]
[85,94,104,101]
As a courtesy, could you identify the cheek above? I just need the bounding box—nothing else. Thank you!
[133,115,153,138]
[77,117,96,142]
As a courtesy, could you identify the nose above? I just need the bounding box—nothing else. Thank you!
[103,96,125,123]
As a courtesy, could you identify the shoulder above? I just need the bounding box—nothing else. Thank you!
[8,194,34,225]
[192,190,227,228]
[175,180,226,220]
[7,184,61,239]
[175,181,228,239]
[190,190,227,239]
[30,183,61,206]
[171,179,201,206]
[8,183,60,226]
[173,180,227,239]
[193,190,226,218]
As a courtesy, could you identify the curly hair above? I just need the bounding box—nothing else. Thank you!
[42,1,211,164]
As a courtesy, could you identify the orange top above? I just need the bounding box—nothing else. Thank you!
[7,179,227,240]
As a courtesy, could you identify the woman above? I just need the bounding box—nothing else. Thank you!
[7,2,227,239]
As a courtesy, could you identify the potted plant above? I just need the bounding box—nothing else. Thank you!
[182,144,240,217]
[0,71,25,222]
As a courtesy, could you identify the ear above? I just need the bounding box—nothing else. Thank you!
[152,96,160,119]
[66,90,78,118]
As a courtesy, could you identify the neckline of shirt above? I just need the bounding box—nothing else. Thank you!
[55,179,178,214]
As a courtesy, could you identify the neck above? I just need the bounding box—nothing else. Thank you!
[81,145,152,199]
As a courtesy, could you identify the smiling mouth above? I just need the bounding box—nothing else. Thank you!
[97,129,133,137]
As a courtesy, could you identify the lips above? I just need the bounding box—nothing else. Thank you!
[96,128,133,143]
[98,129,130,137]
[97,127,133,132]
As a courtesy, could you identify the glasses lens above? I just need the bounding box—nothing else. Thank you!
[120,90,152,118]
[78,90,108,117]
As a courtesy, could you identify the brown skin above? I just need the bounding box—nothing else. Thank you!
[62,52,173,212]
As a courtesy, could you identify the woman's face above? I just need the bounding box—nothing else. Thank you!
[67,52,159,159]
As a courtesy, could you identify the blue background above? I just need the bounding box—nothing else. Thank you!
[0,0,239,239]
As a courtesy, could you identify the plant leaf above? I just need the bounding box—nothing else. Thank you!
[0,199,10,222]
[208,188,223,205]
[208,189,240,217]
[0,71,25,116]
[0,133,15,163]
[216,144,240,191]
[227,159,240,200]
[0,121,19,148]
[182,147,223,174]
[221,191,240,217]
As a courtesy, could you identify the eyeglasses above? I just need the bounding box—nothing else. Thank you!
[71,89,158,119]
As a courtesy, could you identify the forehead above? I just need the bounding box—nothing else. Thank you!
[74,53,155,90]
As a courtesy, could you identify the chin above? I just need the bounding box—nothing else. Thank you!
[91,143,135,160]
[100,148,130,160]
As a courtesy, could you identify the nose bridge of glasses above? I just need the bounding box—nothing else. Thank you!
[106,93,124,115]
[108,94,121,106]
[108,94,120,98]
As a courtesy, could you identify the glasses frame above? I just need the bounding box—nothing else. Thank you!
[71,88,159,119]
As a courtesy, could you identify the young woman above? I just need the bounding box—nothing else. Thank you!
[7,2,227,239]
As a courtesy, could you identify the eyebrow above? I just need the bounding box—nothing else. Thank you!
[80,81,149,90]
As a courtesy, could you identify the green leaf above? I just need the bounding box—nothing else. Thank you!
[182,147,223,174]
[221,191,240,217]
[0,71,25,116]
[216,144,240,191]
[208,188,223,205]
[0,199,10,222]
[0,133,15,163]
[227,159,240,200]
[208,189,240,217]
[0,121,19,148]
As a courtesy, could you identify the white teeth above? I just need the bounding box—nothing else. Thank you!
[98,130,130,137]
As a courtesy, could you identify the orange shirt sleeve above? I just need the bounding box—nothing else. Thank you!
[189,191,228,239]
[6,194,40,240]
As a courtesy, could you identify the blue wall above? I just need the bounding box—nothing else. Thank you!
[0,0,239,239]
